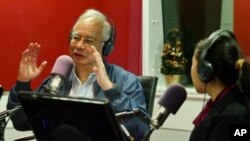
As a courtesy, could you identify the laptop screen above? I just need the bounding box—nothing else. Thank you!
[18,91,126,141]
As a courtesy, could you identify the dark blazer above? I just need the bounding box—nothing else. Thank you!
[189,85,250,141]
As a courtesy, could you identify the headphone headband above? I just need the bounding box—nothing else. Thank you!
[198,29,236,83]
[102,21,116,56]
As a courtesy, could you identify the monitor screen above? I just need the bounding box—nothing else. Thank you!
[18,91,126,141]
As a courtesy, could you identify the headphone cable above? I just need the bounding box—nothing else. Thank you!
[199,84,207,123]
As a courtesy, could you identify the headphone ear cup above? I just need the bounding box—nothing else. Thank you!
[198,61,214,83]
[102,25,116,56]
[102,39,113,56]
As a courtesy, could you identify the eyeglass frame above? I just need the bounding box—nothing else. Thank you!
[70,33,104,47]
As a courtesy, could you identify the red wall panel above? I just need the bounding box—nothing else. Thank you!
[102,1,142,74]
[0,0,142,90]
[234,0,250,56]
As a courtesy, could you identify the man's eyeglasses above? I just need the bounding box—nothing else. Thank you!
[71,34,103,47]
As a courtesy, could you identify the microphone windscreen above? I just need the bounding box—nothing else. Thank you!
[158,84,187,114]
[51,55,74,80]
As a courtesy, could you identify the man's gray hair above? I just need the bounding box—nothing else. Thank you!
[74,9,111,42]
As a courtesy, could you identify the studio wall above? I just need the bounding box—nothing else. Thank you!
[0,0,142,90]
[234,0,250,56]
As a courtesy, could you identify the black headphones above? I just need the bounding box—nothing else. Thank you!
[69,20,116,56]
[198,29,237,83]
[102,22,116,56]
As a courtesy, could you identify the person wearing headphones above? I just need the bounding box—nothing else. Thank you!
[7,9,149,140]
[189,29,250,141]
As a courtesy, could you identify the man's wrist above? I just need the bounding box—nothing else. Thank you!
[102,82,115,91]
[15,80,31,92]
[104,83,120,100]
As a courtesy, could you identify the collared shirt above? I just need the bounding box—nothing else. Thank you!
[68,68,96,98]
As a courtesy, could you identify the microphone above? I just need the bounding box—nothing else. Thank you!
[151,84,187,129]
[115,84,187,141]
[44,55,74,95]
[141,84,187,141]
[116,107,151,123]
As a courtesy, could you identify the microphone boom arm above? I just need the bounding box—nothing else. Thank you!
[0,106,22,120]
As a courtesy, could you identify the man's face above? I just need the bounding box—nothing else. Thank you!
[69,18,104,67]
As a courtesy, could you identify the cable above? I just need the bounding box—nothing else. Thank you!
[200,84,208,123]
[119,124,135,141]
[141,127,154,141]
[202,84,207,109]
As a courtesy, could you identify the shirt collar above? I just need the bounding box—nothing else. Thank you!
[72,67,97,85]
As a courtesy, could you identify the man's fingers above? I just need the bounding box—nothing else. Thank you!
[93,66,99,73]
[86,45,96,53]
[93,52,104,68]
[21,43,41,62]
[38,61,48,72]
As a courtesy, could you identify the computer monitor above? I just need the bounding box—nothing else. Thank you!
[17,91,126,141]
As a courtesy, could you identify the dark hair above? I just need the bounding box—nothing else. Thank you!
[240,56,250,97]
[195,33,250,98]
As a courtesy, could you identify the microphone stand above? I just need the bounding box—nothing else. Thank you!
[0,106,23,141]
[0,107,15,141]
[119,124,135,141]
[115,108,152,141]
[0,110,10,141]
[115,108,168,141]
[115,110,138,141]
[0,85,5,141]
[0,118,6,141]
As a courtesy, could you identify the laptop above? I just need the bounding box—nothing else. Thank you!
[17,91,126,141]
